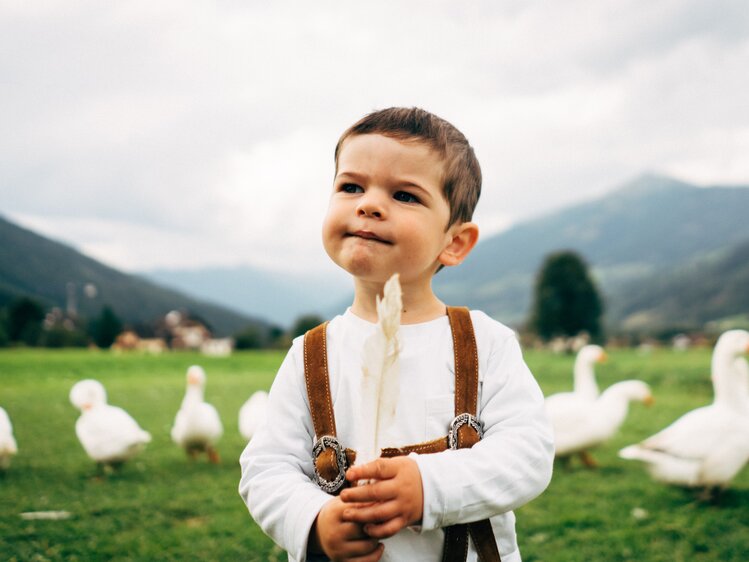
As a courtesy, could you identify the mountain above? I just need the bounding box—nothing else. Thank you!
[610,237,749,331]
[0,215,271,337]
[143,266,351,328]
[434,174,749,327]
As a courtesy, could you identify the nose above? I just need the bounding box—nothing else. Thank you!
[356,190,386,219]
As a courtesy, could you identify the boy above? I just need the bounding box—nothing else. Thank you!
[239,107,554,561]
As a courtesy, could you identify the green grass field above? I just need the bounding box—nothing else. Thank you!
[1,347,747,561]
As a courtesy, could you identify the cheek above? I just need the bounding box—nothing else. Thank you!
[321,208,341,252]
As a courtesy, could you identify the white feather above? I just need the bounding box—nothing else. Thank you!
[358,273,402,466]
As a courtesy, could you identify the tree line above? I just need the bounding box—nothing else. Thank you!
[0,298,123,348]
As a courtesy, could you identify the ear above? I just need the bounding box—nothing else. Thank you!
[438,222,479,267]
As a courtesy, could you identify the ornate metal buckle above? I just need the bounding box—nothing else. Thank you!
[448,413,484,450]
[312,435,348,494]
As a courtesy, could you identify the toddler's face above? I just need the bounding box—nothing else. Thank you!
[322,134,456,285]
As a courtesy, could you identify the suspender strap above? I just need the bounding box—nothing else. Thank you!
[442,307,501,562]
[303,322,336,438]
[304,322,356,493]
[447,306,479,417]
[470,519,503,562]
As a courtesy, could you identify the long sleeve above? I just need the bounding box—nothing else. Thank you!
[238,341,331,562]
[413,318,554,531]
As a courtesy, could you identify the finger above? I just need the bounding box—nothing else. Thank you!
[363,517,408,540]
[342,502,400,524]
[339,538,383,559]
[340,521,371,541]
[341,479,397,504]
[347,542,385,562]
[346,458,395,483]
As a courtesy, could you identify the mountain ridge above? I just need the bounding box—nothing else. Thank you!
[0,214,271,337]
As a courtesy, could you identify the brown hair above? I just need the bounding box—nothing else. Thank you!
[334,107,482,227]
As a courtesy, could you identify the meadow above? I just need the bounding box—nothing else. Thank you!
[1,347,747,561]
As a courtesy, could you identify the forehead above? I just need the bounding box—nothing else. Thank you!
[336,134,445,188]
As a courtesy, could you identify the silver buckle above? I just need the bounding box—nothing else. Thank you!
[448,413,484,450]
[312,435,348,494]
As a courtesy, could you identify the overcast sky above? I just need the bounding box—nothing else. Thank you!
[2,1,748,280]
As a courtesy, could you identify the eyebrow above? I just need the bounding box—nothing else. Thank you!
[335,171,367,182]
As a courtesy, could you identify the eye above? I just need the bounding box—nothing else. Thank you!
[393,191,419,204]
[339,183,363,194]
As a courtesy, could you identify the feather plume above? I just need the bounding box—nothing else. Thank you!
[358,273,402,467]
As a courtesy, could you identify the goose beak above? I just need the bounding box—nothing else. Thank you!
[643,395,655,407]
[597,351,608,363]
[82,403,93,411]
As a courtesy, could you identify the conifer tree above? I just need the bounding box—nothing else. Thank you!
[529,251,604,342]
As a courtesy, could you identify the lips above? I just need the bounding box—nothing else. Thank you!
[347,230,392,244]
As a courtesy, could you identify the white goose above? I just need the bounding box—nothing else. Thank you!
[0,406,18,470]
[619,330,749,492]
[238,390,269,442]
[171,365,223,463]
[69,379,151,467]
[548,379,653,467]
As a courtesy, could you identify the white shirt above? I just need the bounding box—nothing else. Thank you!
[239,309,554,562]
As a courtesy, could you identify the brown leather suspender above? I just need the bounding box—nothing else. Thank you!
[303,320,356,492]
[303,306,501,562]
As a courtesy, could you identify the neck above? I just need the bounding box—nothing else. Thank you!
[573,360,599,399]
[183,385,204,405]
[350,276,446,324]
[712,353,749,411]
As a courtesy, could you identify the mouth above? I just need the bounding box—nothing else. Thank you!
[346,230,392,244]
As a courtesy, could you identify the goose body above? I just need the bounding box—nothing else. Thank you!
[548,379,653,465]
[0,406,18,469]
[70,379,151,465]
[238,390,268,442]
[619,330,749,490]
[171,365,223,462]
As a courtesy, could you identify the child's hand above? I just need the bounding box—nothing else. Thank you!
[309,497,384,562]
[340,457,424,540]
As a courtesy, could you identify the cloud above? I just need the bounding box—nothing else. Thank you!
[1,1,748,273]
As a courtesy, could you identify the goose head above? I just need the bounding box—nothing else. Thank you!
[599,380,654,412]
[70,379,107,412]
[713,329,749,359]
[576,344,607,366]
[609,380,654,405]
[186,365,207,388]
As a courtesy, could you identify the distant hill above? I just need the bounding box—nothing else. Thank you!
[434,174,749,328]
[143,266,350,328]
[609,237,749,331]
[0,215,271,337]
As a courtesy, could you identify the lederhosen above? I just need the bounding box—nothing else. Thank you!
[303,306,501,562]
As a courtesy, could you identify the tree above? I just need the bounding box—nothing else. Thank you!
[529,251,604,342]
[290,314,324,339]
[233,326,264,350]
[89,306,123,349]
[7,297,45,346]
